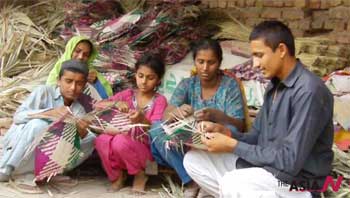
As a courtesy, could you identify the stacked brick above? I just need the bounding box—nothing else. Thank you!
[198,0,350,40]
[145,0,350,75]
[196,0,350,75]
[295,37,350,76]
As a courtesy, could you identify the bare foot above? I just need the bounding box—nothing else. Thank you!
[131,171,148,194]
[109,171,126,192]
[183,181,199,198]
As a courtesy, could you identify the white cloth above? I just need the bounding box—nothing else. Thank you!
[184,150,312,198]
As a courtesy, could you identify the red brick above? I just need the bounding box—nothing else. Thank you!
[328,0,342,7]
[324,19,346,30]
[299,18,312,30]
[291,29,305,37]
[295,0,306,8]
[261,8,282,19]
[209,0,218,8]
[282,8,305,20]
[246,0,256,6]
[311,18,325,29]
[255,0,263,7]
[242,7,262,18]
[329,6,350,19]
[286,19,311,30]
[284,0,295,7]
[245,18,265,27]
[199,0,210,8]
[262,0,284,7]
[218,0,227,8]
[312,10,329,18]
[227,0,237,8]
[343,0,350,6]
[288,21,299,29]
[319,0,330,9]
[309,0,321,9]
[332,32,350,44]
[236,0,246,7]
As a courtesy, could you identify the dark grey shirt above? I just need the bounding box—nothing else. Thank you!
[231,61,334,184]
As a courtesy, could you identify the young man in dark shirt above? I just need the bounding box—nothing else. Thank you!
[184,20,334,198]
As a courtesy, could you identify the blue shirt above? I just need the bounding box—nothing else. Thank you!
[170,74,244,131]
[170,75,244,119]
[231,61,334,186]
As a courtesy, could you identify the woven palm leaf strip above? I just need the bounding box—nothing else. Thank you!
[21,112,81,182]
[158,113,206,150]
[86,107,149,141]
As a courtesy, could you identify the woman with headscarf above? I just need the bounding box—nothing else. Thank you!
[46,35,113,100]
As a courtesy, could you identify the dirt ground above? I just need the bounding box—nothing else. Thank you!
[0,136,176,198]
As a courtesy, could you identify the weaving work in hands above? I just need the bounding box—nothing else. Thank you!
[24,106,149,182]
[23,112,83,182]
[160,110,207,150]
[87,107,149,138]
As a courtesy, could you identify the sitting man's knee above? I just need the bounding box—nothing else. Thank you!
[183,150,199,174]
[27,119,50,134]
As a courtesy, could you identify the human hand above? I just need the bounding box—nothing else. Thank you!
[115,101,129,113]
[170,104,194,120]
[88,70,97,83]
[93,100,114,110]
[128,110,145,124]
[194,108,214,121]
[194,108,225,123]
[198,121,231,136]
[76,118,91,138]
[29,106,72,120]
[104,126,125,135]
[201,132,237,153]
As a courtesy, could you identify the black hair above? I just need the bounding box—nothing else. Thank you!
[58,60,89,80]
[76,39,93,57]
[249,20,295,56]
[135,53,165,79]
[192,39,223,65]
[58,68,88,80]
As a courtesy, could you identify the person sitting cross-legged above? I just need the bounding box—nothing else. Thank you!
[0,60,95,192]
[183,20,334,198]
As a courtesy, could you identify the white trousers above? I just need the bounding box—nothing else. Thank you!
[183,150,312,198]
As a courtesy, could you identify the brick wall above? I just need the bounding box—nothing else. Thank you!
[147,0,350,44]
[197,0,350,43]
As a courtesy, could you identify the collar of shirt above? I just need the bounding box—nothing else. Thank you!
[266,60,303,92]
[54,86,62,100]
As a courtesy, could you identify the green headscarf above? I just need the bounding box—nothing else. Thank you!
[46,35,113,96]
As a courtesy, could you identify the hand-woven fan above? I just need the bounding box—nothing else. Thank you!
[22,116,83,182]
[160,116,207,150]
[88,107,148,135]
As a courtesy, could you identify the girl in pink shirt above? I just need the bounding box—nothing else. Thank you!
[94,54,167,193]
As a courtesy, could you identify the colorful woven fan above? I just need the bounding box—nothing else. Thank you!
[25,116,82,182]
[159,115,207,150]
[87,107,149,140]
[35,122,81,181]
[78,83,103,113]
[25,106,149,182]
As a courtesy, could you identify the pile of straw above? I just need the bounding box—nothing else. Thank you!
[203,9,251,42]
[295,37,350,77]
[0,1,66,118]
